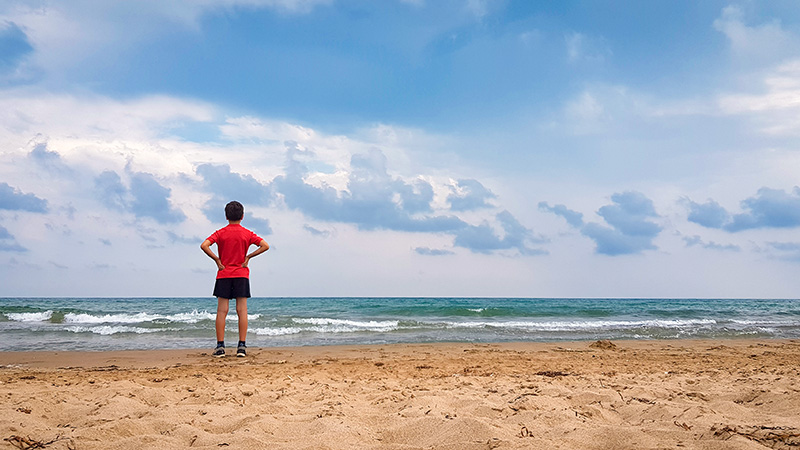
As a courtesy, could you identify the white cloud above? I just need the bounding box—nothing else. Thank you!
[714,5,796,65]
[717,59,800,135]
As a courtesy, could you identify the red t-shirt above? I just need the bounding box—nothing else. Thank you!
[206,224,264,279]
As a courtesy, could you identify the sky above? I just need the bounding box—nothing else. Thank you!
[1,0,800,298]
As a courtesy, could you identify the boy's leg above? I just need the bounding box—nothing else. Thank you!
[216,297,229,342]
[235,297,248,342]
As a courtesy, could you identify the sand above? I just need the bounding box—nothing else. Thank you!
[1,339,799,449]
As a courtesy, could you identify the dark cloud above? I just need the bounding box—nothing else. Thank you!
[543,191,662,256]
[29,142,72,174]
[597,191,661,236]
[243,213,272,236]
[94,170,185,223]
[196,163,273,206]
[447,179,496,211]
[0,182,48,212]
[685,198,729,229]
[98,238,112,246]
[414,247,454,256]
[453,210,546,255]
[686,187,800,232]
[129,172,186,223]
[582,192,662,255]
[398,179,434,214]
[0,21,33,73]
[580,223,657,256]
[682,235,740,252]
[94,171,129,211]
[196,163,274,224]
[0,224,26,252]
[538,202,584,228]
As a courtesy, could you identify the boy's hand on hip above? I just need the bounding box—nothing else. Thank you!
[241,257,250,268]
[216,260,225,271]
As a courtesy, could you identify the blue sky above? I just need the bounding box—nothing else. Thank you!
[1,0,800,297]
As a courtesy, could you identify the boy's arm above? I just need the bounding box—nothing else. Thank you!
[200,239,225,271]
[242,240,270,268]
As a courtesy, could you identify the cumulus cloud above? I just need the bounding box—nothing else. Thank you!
[542,191,662,256]
[129,172,186,223]
[94,171,128,211]
[582,192,662,255]
[453,210,546,255]
[243,213,272,235]
[0,182,48,212]
[274,145,466,233]
[28,141,72,174]
[196,163,274,222]
[447,178,496,211]
[686,187,800,232]
[272,142,541,255]
[93,170,185,223]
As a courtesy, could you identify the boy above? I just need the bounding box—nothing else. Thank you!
[201,201,270,357]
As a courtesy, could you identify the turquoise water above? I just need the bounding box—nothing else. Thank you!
[1,297,799,351]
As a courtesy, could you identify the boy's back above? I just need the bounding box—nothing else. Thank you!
[207,223,263,279]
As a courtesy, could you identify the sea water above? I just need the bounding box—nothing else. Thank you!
[1,297,799,351]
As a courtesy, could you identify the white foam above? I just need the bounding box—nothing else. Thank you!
[294,317,399,329]
[253,327,304,336]
[63,309,223,324]
[65,325,162,335]
[441,318,718,331]
[6,311,53,322]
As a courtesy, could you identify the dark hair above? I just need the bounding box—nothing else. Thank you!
[225,201,244,221]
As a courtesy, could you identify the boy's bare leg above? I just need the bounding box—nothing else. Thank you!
[235,297,248,342]
[216,297,229,342]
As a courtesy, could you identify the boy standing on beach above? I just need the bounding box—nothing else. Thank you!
[201,201,270,358]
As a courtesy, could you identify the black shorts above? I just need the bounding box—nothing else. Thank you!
[213,277,251,299]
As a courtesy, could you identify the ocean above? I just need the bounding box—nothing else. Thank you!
[1,297,799,352]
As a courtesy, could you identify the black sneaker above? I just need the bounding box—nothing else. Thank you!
[213,345,225,358]
[236,343,246,357]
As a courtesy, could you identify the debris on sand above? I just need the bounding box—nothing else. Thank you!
[589,340,617,350]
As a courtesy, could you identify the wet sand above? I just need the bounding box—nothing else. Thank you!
[1,339,799,449]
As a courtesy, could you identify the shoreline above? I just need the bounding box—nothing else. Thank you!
[2,338,799,449]
[0,337,798,369]
[1,337,798,368]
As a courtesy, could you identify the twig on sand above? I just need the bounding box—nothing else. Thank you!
[4,434,71,449]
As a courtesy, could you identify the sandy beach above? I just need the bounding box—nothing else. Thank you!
[1,339,799,449]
